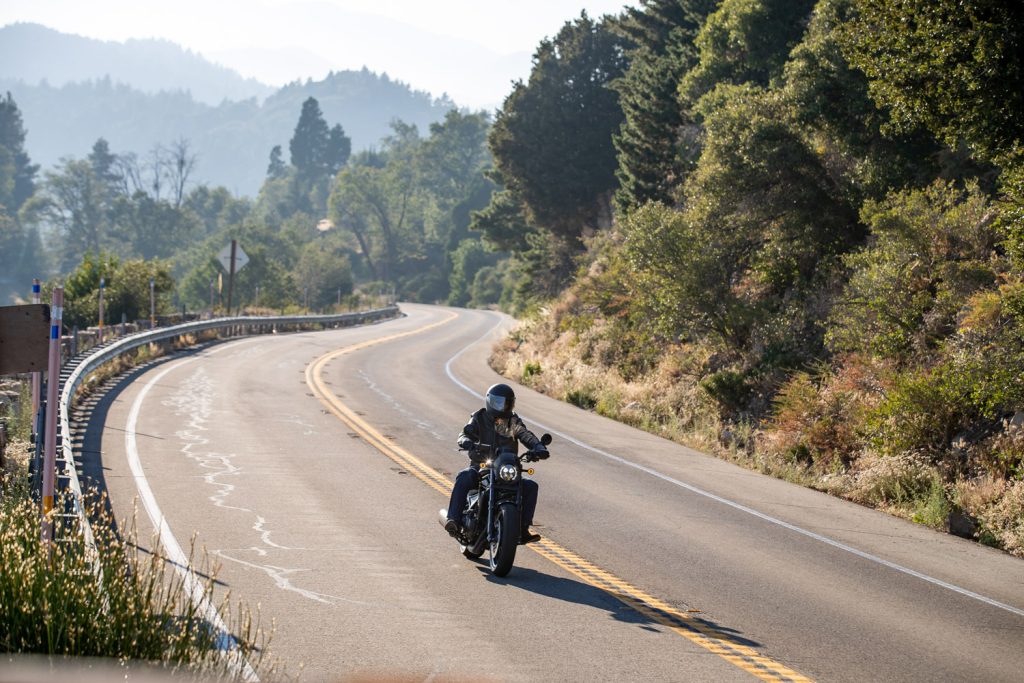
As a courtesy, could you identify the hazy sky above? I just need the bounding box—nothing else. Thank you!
[0,0,638,108]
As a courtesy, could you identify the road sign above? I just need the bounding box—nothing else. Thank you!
[0,304,50,376]
[217,243,249,273]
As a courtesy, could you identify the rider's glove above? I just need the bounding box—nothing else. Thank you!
[457,437,476,451]
[532,447,549,460]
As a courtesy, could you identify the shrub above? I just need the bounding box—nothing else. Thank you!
[970,425,1024,480]
[912,475,952,529]
[827,181,999,360]
[865,365,968,461]
[565,387,598,410]
[851,453,935,507]
[700,368,754,416]
[975,480,1024,557]
[0,486,272,676]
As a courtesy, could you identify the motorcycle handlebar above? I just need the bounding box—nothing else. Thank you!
[459,434,552,460]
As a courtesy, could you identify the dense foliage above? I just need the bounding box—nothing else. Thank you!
[485,0,1024,555]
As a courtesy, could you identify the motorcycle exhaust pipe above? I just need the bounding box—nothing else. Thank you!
[437,508,449,528]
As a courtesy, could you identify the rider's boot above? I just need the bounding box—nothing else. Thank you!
[445,518,461,538]
[520,528,541,544]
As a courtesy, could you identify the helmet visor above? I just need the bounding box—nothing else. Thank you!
[486,393,512,414]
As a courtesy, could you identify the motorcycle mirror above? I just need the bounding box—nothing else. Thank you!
[540,433,552,446]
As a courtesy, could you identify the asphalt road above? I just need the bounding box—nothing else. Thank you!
[79,304,1024,681]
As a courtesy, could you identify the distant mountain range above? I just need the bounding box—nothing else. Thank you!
[0,23,461,196]
[0,22,273,105]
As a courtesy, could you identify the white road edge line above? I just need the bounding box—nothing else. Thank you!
[126,354,260,682]
[442,310,1024,619]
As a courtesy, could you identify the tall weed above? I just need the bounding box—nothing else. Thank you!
[0,479,273,678]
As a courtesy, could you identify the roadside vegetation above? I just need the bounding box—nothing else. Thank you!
[1,372,275,677]
[485,0,1024,556]
[0,487,272,677]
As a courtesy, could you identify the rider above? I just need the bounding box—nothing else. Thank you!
[445,383,549,544]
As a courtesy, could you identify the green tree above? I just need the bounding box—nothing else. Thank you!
[612,0,716,211]
[184,185,252,237]
[41,159,111,272]
[487,12,628,244]
[87,138,118,187]
[827,181,999,360]
[289,97,331,181]
[266,145,287,180]
[292,242,353,310]
[60,252,174,328]
[781,0,942,199]
[624,83,859,358]
[112,192,200,260]
[448,238,500,307]
[288,97,352,213]
[61,251,119,328]
[328,127,426,287]
[0,91,38,212]
[419,110,492,209]
[679,0,818,107]
[841,0,1024,166]
[469,189,534,252]
[326,124,352,175]
[690,84,859,296]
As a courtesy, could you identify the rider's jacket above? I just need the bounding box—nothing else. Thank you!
[458,408,542,463]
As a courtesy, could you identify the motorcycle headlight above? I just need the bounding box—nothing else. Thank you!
[499,464,518,481]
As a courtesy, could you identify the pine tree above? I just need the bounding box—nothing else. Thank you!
[0,91,38,211]
[289,97,331,181]
[611,0,716,212]
[326,124,352,176]
[266,145,287,180]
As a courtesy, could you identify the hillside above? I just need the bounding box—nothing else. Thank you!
[0,23,272,105]
[1,69,456,197]
[0,24,459,196]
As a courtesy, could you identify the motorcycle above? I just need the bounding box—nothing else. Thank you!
[438,433,552,577]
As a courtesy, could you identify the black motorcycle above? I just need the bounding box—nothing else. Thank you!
[438,434,552,577]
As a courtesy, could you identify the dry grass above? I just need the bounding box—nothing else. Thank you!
[0,460,277,676]
[494,318,1024,557]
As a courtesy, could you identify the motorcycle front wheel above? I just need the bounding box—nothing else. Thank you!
[489,502,520,577]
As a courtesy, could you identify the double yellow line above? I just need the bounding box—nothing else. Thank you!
[305,314,811,682]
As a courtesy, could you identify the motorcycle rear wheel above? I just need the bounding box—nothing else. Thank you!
[489,502,520,577]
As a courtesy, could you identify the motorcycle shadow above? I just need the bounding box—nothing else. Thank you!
[475,565,759,647]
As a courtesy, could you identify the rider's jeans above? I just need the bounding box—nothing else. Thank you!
[447,466,539,532]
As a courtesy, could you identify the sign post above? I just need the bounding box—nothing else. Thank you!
[218,241,248,315]
[31,279,42,417]
[149,277,155,329]
[98,277,105,343]
[42,287,63,544]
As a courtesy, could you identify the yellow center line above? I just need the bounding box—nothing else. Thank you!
[305,314,812,683]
